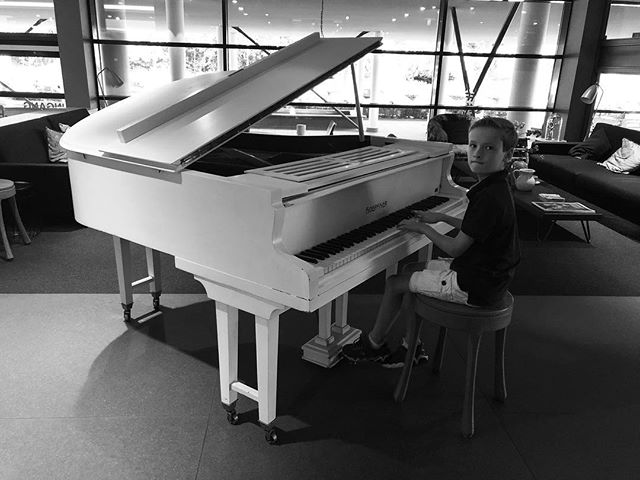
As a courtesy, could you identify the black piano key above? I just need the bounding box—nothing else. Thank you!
[295,254,319,264]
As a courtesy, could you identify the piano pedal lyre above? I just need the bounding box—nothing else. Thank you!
[113,236,163,322]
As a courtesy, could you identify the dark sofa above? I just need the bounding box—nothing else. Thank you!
[0,108,90,224]
[529,123,640,225]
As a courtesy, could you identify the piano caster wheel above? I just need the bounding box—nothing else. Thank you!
[264,426,278,445]
[226,410,239,425]
[121,303,133,323]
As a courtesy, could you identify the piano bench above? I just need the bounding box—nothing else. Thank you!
[393,292,514,438]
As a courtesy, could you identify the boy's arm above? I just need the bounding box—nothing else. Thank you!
[398,218,473,257]
[412,210,463,230]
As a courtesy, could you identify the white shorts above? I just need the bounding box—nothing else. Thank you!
[408,258,469,305]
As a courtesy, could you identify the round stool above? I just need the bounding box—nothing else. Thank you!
[393,292,514,438]
[0,179,31,260]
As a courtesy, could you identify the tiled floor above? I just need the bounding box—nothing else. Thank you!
[1,292,640,480]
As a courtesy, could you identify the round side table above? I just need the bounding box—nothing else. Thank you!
[0,179,31,260]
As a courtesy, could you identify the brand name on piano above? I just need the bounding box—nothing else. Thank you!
[366,201,388,215]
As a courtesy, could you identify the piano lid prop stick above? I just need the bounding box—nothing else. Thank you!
[350,64,365,143]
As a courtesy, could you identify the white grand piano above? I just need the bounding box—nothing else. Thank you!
[61,33,467,443]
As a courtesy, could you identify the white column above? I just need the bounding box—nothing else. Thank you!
[367,31,381,132]
[508,2,550,129]
[166,0,185,81]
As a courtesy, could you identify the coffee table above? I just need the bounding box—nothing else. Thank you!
[512,179,602,243]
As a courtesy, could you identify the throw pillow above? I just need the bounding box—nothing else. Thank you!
[45,126,68,163]
[597,137,640,174]
[59,122,70,133]
[568,126,611,161]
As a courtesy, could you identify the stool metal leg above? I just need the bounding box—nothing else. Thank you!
[9,196,31,245]
[432,326,447,374]
[393,313,423,403]
[494,328,508,402]
[462,332,482,439]
[0,200,13,260]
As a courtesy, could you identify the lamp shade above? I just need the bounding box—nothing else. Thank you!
[580,84,600,104]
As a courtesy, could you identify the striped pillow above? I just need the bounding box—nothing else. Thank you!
[46,125,68,163]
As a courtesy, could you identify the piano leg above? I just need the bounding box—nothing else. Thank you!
[214,301,281,443]
[144,247,162,310]
[302,294,361,368]
[113,236,133,322]
[113,236,164,321]
[215,302,239,423]
[255,314,280,444]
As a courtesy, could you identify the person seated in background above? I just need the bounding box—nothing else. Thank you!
[343,116,521,368]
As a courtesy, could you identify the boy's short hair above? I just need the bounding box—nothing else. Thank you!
[469,117,518,151]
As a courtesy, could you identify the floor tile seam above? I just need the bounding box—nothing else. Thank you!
[0,414,212,421]
[194,387,218,480]
[489,406,541,480]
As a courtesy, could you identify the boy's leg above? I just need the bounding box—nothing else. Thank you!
[369,274,414,345]
[342,263,424,363]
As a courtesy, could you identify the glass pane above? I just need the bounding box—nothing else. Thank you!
[228,0,439,51]
[592,112,640,131]
[444,0,567,55]
[605,1,640,40]
[365,53,433,105]
[0,1,56,34]
[0,54,63,93]
[95,45,223,96]
[92,0,222,43]
[591,73,640,130]
[283,53,433,107]
[439,56,555,110]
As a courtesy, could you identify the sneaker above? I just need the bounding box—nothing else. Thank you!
[381,342,429,369]
[342,334,391,363]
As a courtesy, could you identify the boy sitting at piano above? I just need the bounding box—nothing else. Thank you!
[342,116,520,368]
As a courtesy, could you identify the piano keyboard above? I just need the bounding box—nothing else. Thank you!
[295,195,449,273]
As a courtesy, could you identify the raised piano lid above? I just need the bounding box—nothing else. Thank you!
[60,33,382,173]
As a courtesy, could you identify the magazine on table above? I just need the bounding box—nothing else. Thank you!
[532,201,596,213]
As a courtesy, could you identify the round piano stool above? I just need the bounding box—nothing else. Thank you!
[0,179,32,261]
[393,292,514,439]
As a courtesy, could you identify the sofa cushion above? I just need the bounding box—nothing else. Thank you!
[45,126,68,163]
[529,154,600,191]
[574,168,640,223]
[0,116,50,164]
[568,126,611,161]
[598,138,640,174]
[0,109,89,165]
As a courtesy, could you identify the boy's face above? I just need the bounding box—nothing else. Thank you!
[467,127,513,177]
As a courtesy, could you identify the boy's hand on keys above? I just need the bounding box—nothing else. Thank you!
[411,210,441,224]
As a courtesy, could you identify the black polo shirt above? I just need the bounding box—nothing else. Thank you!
[451,170,520,306]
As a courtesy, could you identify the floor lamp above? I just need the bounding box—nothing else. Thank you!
[580,83,604,134]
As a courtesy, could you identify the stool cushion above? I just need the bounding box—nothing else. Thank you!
[0,178,15,191]
[415,292,514,332]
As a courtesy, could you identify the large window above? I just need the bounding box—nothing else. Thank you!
[0,1,64,114]
[591,72,640,130]
[605,0,640,40]
[86,0,570,135]
[589,0,640,130]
